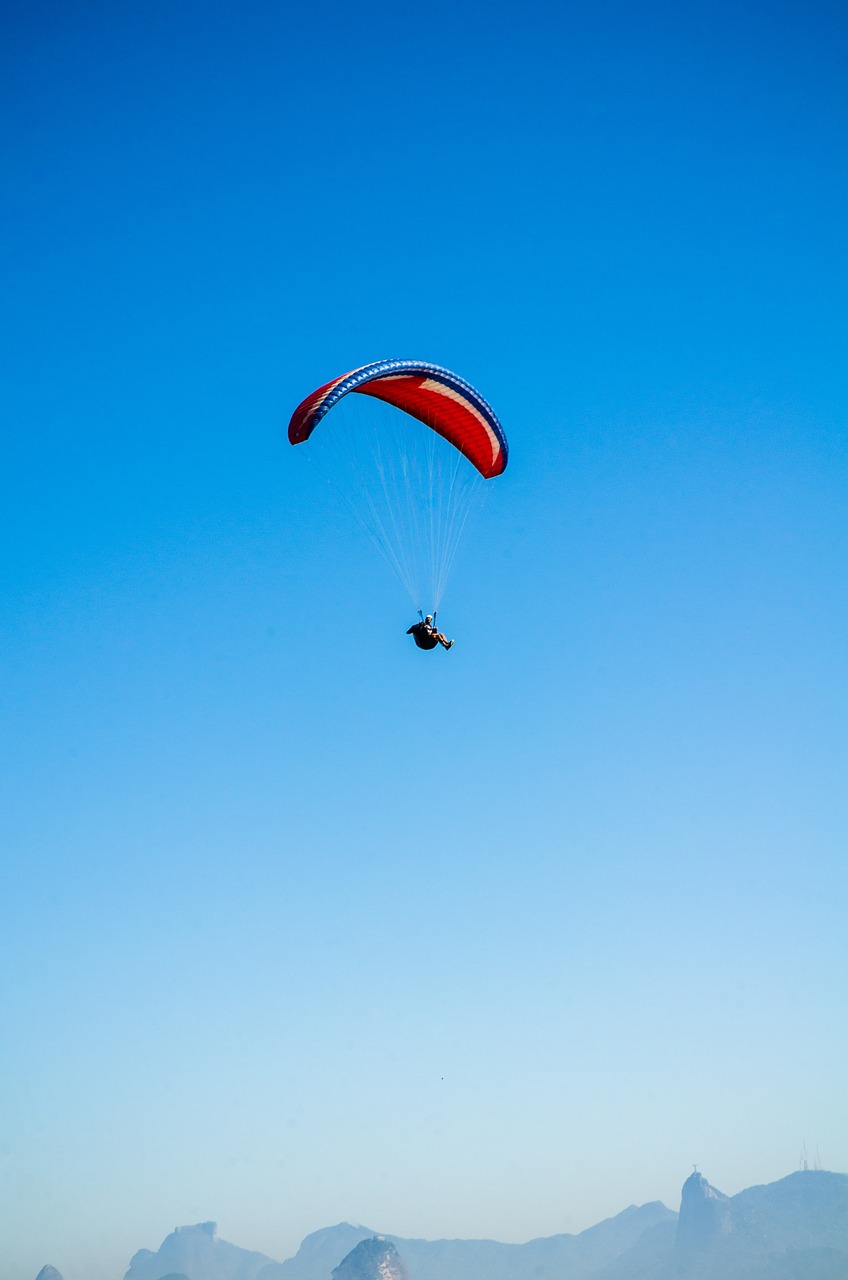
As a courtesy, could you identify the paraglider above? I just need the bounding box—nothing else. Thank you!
[288,359,508,644]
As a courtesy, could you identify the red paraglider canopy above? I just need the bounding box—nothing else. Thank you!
[288,359,508,479]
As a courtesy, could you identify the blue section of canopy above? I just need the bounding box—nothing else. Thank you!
[311,359,508,463]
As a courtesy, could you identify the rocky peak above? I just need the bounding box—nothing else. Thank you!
[676,1170,732,1262]
[176,1221,217,1239]
[35,1268,65,1280]
[125,1220,273,1280]
[331,1237,411,1280]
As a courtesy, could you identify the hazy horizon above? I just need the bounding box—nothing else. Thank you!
[28,1165,848,1280]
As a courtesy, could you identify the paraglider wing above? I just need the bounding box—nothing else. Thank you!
[288,359,508,479]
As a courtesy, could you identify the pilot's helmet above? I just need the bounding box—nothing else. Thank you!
[425,615,433,624]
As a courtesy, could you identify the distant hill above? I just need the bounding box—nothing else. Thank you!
[592,1170,848,1280]
[258,1225,377,1280]
[391,1201,675,1280]
[115,1169,848,1280]
[672,1169,848,1280]
[124,1221,274,1280]
[259,1202,676,1280]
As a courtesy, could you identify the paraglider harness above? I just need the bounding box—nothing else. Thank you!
[407,610,441,650]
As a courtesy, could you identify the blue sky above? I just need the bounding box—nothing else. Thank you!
[2,1,847,1277]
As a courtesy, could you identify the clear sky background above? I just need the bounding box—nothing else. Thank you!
[2,1,847,1277]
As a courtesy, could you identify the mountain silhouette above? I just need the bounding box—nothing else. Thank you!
[594,1169,848,1280]
[673,1169,848,1280]
[124,1221,274,1280]
[118,1169,848,1280]
[260,1202,675,1280]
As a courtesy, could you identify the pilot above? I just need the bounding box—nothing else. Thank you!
[406,615,454,651]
